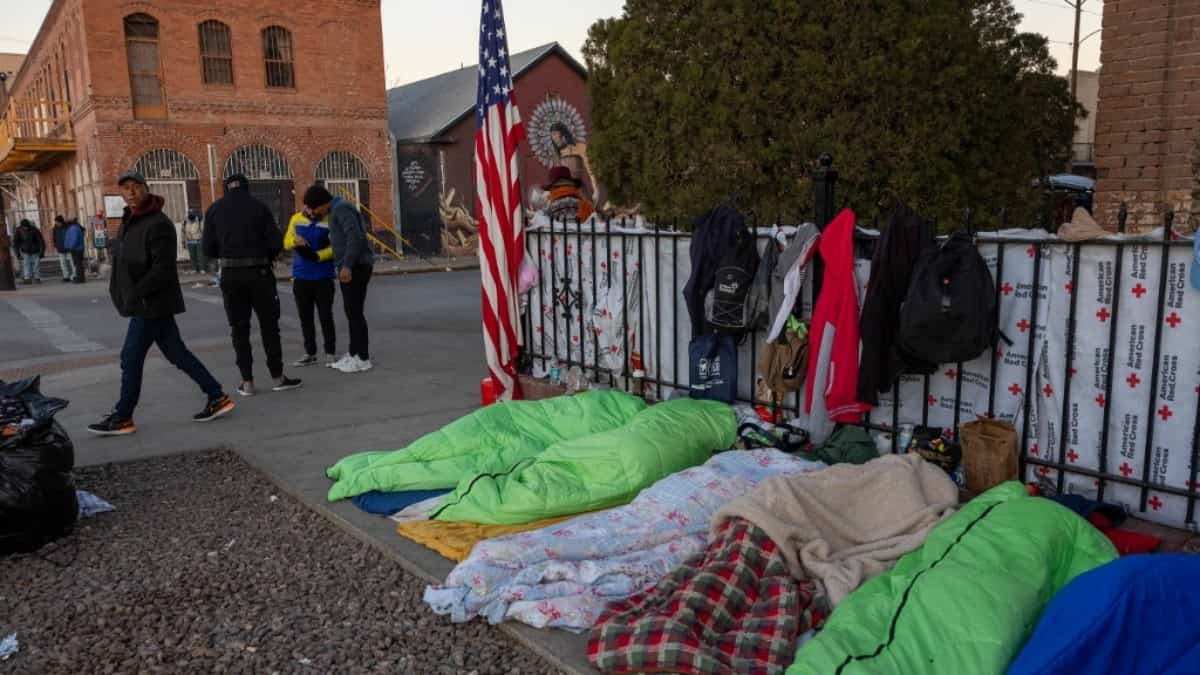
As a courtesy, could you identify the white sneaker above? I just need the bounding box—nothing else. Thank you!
[328,353,353,369]
[334,356,373,373]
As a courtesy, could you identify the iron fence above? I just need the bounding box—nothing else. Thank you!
[518,159,1200,530]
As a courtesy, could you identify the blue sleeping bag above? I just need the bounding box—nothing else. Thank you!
[1008,554,1200,675]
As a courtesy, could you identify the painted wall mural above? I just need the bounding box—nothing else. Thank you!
[528,95,601,206]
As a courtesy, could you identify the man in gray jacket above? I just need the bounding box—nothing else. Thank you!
[302,185,374,373]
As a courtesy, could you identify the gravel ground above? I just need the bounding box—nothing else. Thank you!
[0,450,561,675]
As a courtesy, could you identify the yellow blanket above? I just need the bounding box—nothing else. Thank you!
[396,515,578,561]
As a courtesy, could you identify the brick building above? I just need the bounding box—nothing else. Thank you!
[387,43,589,255]
[1093,0,1200,229]
[0,0,392,256]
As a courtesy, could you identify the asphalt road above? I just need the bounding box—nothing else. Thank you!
[1,270,484,373]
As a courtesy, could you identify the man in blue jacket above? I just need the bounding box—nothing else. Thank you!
[302,185,374,373]
[64,216,87,283]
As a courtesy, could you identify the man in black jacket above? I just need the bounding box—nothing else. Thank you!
[88,171,235,436]
[203,174,301,396]
[51,215,72,282]
[13,219,45,285]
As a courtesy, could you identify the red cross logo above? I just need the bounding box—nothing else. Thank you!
[1159,405,1174,422]
[1017,319,1031,333]
[1096,394,1107,408]
[1038,465,1051,477]
[1029,443,1040,457]
[1067,449,1079,463]
[535,326,543,334]
[1065,281,1074,294]
[1096,307,1111,322]
[1127,373,1141,388]
[1132,283,1148,299]
[1188,480,1200,490]
[1009,383,1023,396]
[946,369,958,380]
[1119,462,1133,477]
[1167,312,1182,328]
[1002,282,1014,296]
[1043,384,1054,398]
[1070,367,1078,378]
[1026,246,1036,258]
[612,251,621,259]
[996,348,1005,359]
[927,395,937,407]
[1149,495,1163,511]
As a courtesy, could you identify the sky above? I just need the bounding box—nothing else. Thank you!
[0,0,1104,86]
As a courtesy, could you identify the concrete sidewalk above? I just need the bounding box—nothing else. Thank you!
[39,307,593,673]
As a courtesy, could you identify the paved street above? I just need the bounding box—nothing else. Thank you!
[0,271,590,673]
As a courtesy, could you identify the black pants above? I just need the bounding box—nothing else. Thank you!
[220,267,283,380]
[340,264,372,360]
[294,278,336,357]
[70,250,85,282]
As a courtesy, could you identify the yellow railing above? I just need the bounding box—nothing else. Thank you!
[0,97,74,145]
[325,185,413,261]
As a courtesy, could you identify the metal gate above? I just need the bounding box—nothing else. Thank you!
[224,144,294,227]
[324,179,359,206]
[149,180,189,260]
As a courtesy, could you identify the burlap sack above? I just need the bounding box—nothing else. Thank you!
[960,417,1019,494]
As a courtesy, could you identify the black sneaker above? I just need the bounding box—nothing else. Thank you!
[293,354,318,367]
[272,376,303,392]
[87,414,136,436]
[236,382,256,397]
[193,395,235,422]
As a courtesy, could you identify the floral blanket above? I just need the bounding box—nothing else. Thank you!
[423,450,825,631]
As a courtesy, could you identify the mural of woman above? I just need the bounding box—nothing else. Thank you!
[549,123,600,204]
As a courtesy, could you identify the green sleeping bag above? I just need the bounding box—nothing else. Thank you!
[430,398,737,525]
[788,482,1117,675]
[325,391,647,501]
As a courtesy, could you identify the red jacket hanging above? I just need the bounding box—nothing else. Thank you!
[806,208,871,441]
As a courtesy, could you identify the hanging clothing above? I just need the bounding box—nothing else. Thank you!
[856,205,937,404]
[682,205,745,337]
[766,223,820,343]
[805,209,869,443]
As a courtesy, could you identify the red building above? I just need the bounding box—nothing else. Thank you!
[388,43,589,255]
[0,0,392,254]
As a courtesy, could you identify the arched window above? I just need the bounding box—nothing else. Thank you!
[132,149,199,180]
[223,144,292,179]
[198,20,233,85]
[262,26,295,88]
[124,13,165,119]
[316,151,370,208]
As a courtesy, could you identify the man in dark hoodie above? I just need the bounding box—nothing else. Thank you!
[88,171,234,436]
[52,215,72,282]
[301,185,374,373]
[13,219,45,285]
[203,174,301,396]
[64,215,87,283]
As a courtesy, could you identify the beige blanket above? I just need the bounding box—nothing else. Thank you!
[712,453,958,605]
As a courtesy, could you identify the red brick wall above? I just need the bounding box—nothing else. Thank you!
[7,0,392,236]
[434,53,591,219]
[1094,0,1200,230]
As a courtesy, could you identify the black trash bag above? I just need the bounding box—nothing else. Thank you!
[0,376,77,556]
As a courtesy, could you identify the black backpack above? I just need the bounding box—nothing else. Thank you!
[897,232,997,365]
[705,229,761,335]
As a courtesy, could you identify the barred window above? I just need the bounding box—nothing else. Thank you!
[124,13,165,118]
[262,26,295,89]
[199,21,233,85]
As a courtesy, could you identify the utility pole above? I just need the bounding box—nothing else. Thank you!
[1069,0,1084,107]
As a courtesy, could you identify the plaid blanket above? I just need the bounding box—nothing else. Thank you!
[588,518,827,675]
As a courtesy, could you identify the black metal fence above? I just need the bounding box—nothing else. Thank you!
[518,161,1200,529]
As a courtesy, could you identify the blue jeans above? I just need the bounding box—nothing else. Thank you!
[59,252,75,280]
[20,254,40,280]
[115,316,223,419]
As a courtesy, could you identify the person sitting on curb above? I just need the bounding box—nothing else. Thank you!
[88,171,235,436]
[284,205,338,367]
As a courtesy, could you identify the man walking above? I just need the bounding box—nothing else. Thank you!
[64,215,87,283]
[203,174,302,396]
[284,205,338,367]
[13,219,45,285]
[52,216,73,282]
[88,171,234,436]
[302,185,374,373]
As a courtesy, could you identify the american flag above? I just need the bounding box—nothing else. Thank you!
[476,0,525,400]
